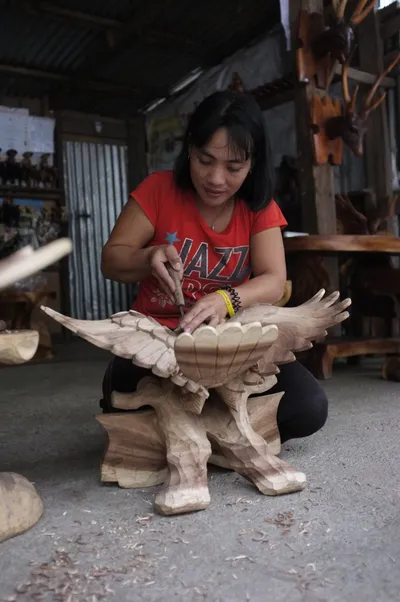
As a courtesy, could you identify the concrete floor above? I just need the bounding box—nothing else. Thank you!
[1,340,399,602]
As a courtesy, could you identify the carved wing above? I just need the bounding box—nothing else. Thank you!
[231,290,351,385]
[41,307,179,377]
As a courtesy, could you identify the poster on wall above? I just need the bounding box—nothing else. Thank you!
[146,114,187,173]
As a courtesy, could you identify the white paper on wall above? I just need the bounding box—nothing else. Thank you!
[27,116,55,153]
[0,111,29,151]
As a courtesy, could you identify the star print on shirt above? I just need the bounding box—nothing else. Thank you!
[165,232,180,244]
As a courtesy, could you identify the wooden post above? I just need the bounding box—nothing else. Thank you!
[289,0,337,236]
[289,0,339,321]
[127,115,148,192]
[357,10,393,205]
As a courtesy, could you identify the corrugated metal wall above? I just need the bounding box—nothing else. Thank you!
[63,140,136,320]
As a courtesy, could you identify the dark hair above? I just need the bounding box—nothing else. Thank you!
[173,90,275,212]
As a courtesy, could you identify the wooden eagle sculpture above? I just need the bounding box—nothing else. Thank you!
[42,289,350,516]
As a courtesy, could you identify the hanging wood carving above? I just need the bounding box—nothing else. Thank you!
[297,10,332,88]
[311,94,343,165]
[325,54,400,157]
[42,290,351,516]
[297,1,376,88]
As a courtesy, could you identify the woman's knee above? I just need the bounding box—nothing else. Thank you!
[274,361,329,441]
[302,387,328,436]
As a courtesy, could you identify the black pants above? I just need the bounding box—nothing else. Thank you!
[100,358,328,444]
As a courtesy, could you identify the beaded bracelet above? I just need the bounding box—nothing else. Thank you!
[216,289,235,318]
[222,285,242,313]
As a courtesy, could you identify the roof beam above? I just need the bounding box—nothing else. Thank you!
[73,0,179,80]
[24,1,196,51]
[24,1,122,30]
[0,63,166,97]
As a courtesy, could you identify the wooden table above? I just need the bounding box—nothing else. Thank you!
[284,235,400,378]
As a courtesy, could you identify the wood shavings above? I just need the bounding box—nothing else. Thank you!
[136,515,153,524]
[264,511,295,529]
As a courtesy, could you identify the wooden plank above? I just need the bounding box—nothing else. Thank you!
[0,64,144,96]
[381,10,400,40]
[333,63,395,87]
[284,234,400,254]
[357,10,393,204]
[127,115,148,192]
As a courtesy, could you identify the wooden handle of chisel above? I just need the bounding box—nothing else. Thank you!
[166,262,185,307]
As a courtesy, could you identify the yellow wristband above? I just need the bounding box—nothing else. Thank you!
[216,289,235,318]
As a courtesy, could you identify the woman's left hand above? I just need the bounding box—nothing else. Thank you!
[179,292,228,333]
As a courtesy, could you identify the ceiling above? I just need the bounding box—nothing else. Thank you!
[0,0,281,117]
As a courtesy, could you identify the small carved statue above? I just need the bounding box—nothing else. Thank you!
[312,0,376,64]
[325,53,400,157]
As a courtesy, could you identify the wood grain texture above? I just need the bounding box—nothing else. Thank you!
[0,473,44,543]
[0,330,39,364]
[284,234,400,254]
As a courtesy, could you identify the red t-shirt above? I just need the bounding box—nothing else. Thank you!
[131,170,287,329]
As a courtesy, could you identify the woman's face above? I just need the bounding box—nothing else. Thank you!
[189,127,252,207]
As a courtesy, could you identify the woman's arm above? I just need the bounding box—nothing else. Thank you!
[101,198,156,283]
[179,227,287,333]
[234,226,287,306]
[101,198,182,294]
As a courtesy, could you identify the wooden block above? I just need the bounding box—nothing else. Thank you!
[0,473,44,543]
[311,94,343,165]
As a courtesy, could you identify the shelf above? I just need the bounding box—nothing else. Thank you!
[0,187,63,201]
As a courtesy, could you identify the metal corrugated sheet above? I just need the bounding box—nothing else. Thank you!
[49,0,143,20]
[0,0,280,116]
[1,9,97,72]
[63,140,136,320]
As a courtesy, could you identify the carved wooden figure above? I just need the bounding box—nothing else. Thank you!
[325,53,400,157]
[297,1,376,87]
[0,238,72,542]
[20,152,34,187]
[312,0,375,65]
[311,94,343,164]
[42,290,351,516]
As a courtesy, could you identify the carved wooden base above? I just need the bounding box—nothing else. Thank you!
[96,377,306,516]
[0,472,44,543]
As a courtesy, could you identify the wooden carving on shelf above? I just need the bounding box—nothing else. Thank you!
[42,290,351,516]
[325,53,400,157]
[297,1,375,87]
[311,94,343,165]
[0,238,72,542]
[335,191,399,235]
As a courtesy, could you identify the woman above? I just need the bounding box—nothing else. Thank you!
[100,90,328,443]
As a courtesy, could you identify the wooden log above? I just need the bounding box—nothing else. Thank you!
[0,330,39,364]
[0,473,44,543]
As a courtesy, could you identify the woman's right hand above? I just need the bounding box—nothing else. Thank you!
[148,245,183,301]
